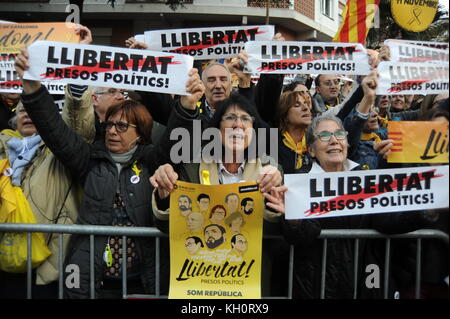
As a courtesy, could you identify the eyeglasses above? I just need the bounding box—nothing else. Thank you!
[321,79,341,87]
[104,121,136,133]
[222,113,255,125]
[95,89,128,98]
[315,130,348,142]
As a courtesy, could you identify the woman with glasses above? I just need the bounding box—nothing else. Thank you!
[14,49,205,299]
[150,93,283,296]
[263,112,437,299]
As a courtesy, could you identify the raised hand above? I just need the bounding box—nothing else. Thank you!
[150,163,179,199]
[125,37,149,50]
[74,24,93,44]
[180,68,205,110]
[257,164,282,193]
[14,48,41,94]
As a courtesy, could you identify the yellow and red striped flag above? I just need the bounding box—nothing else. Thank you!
[333,0,380,44]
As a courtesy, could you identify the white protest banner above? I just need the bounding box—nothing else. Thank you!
[284,165,449,220]
[1,54,66,94]
[144,25,274,60]
[376,61,449,95]
[401,40,448,51]
[386,39,448,51]
[244,41,371,75]
[23,41,194,95]
[0,53,20,92]
[385,39,449,64]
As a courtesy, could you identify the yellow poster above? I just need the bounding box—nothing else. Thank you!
[388,121,449,163]
[0,22,79,53]
[169,181,264,299]
[391,0,438,32]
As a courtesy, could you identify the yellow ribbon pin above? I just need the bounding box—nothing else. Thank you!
[201,170,211,185]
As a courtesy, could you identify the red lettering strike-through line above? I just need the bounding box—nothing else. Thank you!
[303,169,442,217]
[0,80,21,86]
[40,56,180,80]
[387,80,430,93]
[400,57,447,63]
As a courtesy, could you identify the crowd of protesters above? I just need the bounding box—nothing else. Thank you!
[0,24,448,299]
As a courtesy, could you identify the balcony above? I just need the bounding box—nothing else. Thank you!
[248,0,290,9]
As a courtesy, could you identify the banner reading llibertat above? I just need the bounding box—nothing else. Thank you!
[144,25,274,60]
[23,41,193,95]
[244,41,371,75]
[376,61,449,95]
[284,166,449,220]
[169,181,264,299]
[385,39,449,64]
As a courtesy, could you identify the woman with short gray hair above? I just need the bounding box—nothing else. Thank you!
[263,112,436,299]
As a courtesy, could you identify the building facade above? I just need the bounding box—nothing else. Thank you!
[0,0,345,45]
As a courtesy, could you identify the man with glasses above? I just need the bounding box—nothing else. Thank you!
[312,74,343,114]
[92,87,128,122]
[62,84,129,143]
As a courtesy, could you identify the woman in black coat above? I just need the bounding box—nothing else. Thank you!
[264,113,436,299]
[15,48,204,298]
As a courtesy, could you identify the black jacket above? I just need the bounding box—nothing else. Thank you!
[0,98,15,131]
[282,165,433,299]
[21,85,194,298]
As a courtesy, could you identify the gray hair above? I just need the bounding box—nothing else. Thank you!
[92,86,105,94]
[8,115,17,130]
[8,101,25,129]
[201,62,231,83]
[306,113,345,146]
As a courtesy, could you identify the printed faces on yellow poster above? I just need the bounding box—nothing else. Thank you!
[388,121,449,163]
[0,23,79,54]
[169,181,263,299]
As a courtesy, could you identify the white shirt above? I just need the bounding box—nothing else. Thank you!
[309,159,359,173]
[218,162,246,184]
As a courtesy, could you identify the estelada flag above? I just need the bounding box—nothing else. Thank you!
[333,0,380,44]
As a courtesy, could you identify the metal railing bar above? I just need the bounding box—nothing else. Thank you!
[320,238,327,299]
[2,225,446,244]
[415,238,422,299]
[1,225,447,244]
[27,232,32,299]
[0,223,167,237]
[155,237,160,298]
[58,233,64,299]
[353,238,359,299]
[287,244,294,299]
[383,238,391,299]
[1,224,448,300]
[319,229,449,243]
[122,235,127,299]
[90,234,95,299]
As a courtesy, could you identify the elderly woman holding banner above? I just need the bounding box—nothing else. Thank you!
[14,47,205,298]
[263,77,439,299]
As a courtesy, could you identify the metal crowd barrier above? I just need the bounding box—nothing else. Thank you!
[0,223,448,300]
